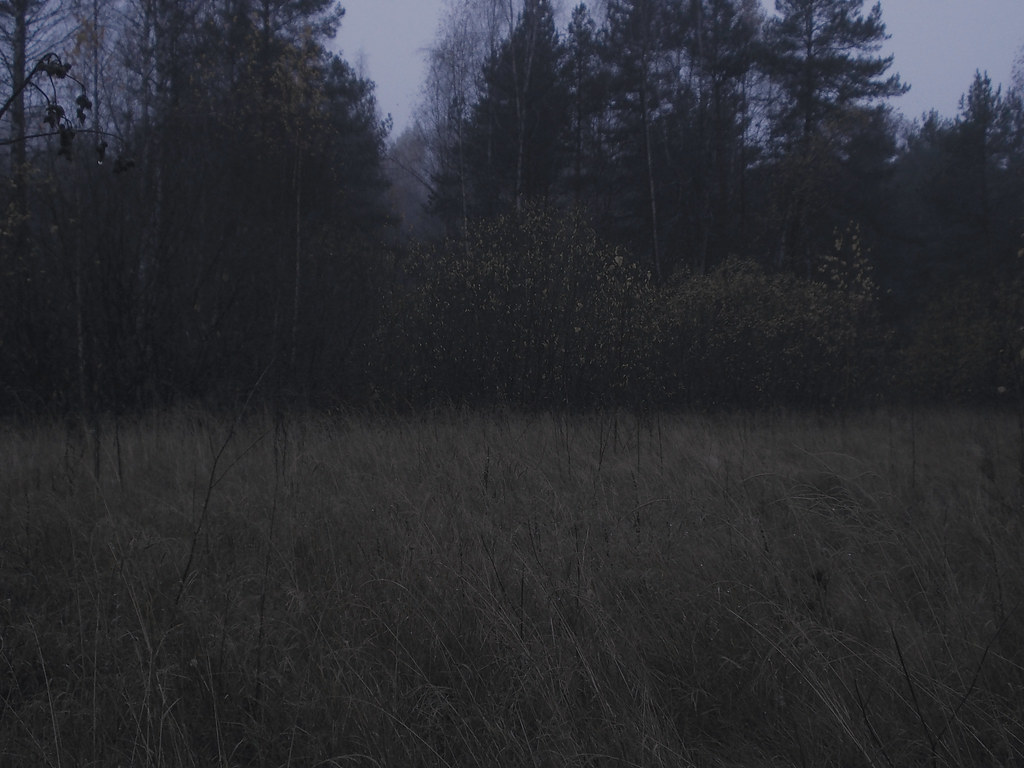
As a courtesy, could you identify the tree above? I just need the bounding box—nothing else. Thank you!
[886,71,1023,298]
[760,0,906,273]
[601,0,674,281]
[170,3,388,400]
[373,203,655,406]
[671,0,762,273]
[386,125,443,239]
[761,0,903,142]
[0,0,98,413]
[955,71,1008,264]
[464,0,567,216]
[563,4,608,208]
[419,0,509,235]
[0,0,392,412]
[1008,49,1024,261]
[880,70,1024,404]
[1,0,73,250]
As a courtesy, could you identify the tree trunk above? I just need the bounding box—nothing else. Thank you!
[641,65,662,282]
[290,155,302,370]
[9,0,29,254]
[507,0,524,211]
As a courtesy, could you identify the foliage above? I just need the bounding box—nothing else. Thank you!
[2,0,1023,414]
[0,0,392,414]
[464,0,568,216]
[668,0,763,274]
[902,271,1024,402]
[563,2,610,209]
[0,53,87,145]
[658,231,886,407]
[760,0,906,141]
[373,203,656,407]
[756,0,907,273]
[599,0,676,279]
[882,72,1024,306]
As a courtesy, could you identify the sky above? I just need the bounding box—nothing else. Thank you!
[333,0,1024,137]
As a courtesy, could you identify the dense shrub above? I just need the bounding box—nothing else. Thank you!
[656,239,887,407]
[371,204,656,407]
[902,272,1024,402]
[369,212,1019,410]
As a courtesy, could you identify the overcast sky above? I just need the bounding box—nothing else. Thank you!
[333,0,1024,136]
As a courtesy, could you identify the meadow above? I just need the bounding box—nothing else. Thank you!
[1,407,1022,767]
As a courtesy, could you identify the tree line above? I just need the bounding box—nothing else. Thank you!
[1,0,391,413]
[2,0,1023,413]
[388,0,1024,407]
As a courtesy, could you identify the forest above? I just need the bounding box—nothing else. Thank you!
[3,3,1024,766]
[1,0,1022,412]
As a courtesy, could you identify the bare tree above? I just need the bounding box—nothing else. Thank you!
[417,0,513,233]
[1,0,72,248]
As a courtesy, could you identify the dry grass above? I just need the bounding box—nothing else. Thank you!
[1,407,1022,767]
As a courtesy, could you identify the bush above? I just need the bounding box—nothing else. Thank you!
[657,250,887,408]
[371,204,656,407]
[902,273,1024,402]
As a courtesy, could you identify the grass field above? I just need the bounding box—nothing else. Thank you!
[1,407,1022,767]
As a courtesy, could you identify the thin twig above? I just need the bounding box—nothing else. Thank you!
[890,626,937,764]
[853,677,895,768]
[175,365,272,606]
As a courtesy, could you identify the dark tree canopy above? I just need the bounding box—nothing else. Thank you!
[761,0,907,142]
[465,0,568,216]
[0,0,392,412]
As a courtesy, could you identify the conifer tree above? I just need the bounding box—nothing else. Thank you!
[465,0,567,216]
[564,3,609,209]
[762,0,904,142]
[677,0,761,272]
[760,0,906,273]
[601,0,673,280]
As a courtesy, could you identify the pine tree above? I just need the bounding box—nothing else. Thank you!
[760,0,906,273]
[601,0,674,280]
[762,0,904,143]
[564,3,609,209]
[677,0,762,272]
[464,0,567,216]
